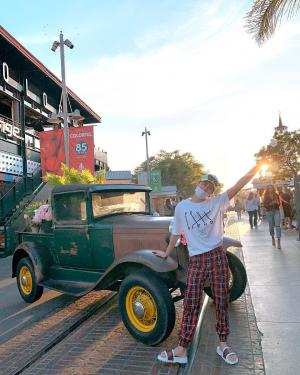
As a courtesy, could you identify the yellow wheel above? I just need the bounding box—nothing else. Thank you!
[19,265,33,295]
[16,258,44,303]
[119,271,175,346]
[125,286,157,332]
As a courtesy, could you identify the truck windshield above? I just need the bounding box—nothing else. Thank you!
[92,191,149,217]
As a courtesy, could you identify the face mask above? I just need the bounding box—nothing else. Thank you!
[195,186,209,199]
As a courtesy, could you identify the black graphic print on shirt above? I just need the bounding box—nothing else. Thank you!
[184,210,214,230]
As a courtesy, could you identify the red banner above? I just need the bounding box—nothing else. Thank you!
[39,128,65,176]
[68,126,94,174]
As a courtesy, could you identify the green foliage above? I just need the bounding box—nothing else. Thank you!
[256,129,300,181]
[45,164,105,187]
[135,150,207,197]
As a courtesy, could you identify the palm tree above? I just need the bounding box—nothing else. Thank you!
[246,0,300,44]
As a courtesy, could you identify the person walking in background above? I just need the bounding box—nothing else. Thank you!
[234,199,243,220]
[263,185,282,249]
[163,198,174,216]
[277,188,285,228]
[281,187,293,229]
[255,193,262,220]
[245,192,258,229]
[171,197,177,210]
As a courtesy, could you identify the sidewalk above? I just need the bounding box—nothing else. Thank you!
[240,214,300,375]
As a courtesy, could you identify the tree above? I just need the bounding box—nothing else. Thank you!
[135,150,208,197]
[255,128,300,181]
[246,0,300,44]
[255,126,300,236]
[45,164,105,187]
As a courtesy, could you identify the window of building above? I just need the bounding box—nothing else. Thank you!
[25,133,34,148]
[34,137,40,150]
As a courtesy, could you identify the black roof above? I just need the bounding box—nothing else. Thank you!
[52,184,152,194]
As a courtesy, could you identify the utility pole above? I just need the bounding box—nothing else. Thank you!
[59,32,69,166]
[142,127,151,186]
[51,32,74,167]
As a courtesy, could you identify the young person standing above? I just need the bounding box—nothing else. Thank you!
[154,165,258,366]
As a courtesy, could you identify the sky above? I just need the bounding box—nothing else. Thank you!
[2,0,300,188]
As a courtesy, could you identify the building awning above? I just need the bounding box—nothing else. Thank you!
[0,26,101,124]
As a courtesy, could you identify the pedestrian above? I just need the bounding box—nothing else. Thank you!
[255,193,262,219]
[234,199,243,220]
[244,192,258,229]
[263,184,282,249]
[277,188,285,228]
[163,198,174,216]
[154,166,258,366]
[171,197,177,210]
[281,187,293,229]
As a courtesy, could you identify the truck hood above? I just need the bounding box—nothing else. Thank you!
[110,214,172,260]
[109,214,172,229]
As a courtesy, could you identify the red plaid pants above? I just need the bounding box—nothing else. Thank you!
[179,246,229,348]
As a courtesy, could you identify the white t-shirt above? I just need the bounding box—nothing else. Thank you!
[244,199,258,212]
[172,192,230,256]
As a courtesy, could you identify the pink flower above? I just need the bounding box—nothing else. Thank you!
[32,204,52,224]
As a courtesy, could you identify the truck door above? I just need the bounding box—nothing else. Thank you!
[53,191,92,268]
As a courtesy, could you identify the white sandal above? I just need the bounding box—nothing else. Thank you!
[157,349,188,364]
[216,345,238,365]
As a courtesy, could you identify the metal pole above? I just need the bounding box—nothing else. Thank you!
[144,127,150,186]
[59,31,69,167]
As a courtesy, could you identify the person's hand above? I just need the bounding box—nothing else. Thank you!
[152,250,167,259]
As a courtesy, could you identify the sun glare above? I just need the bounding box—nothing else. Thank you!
[260,164,268,177]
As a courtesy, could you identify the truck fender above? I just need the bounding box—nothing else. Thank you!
[116,249,178,272]
[223,236,242,250]
[12,241,53,283]
[96,249,178,290]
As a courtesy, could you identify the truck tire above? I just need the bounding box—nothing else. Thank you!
[16,257,44,303]
[119,270,175,346]
[204,251,247,302]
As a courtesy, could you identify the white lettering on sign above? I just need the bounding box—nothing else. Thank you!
[69,132,92,139]
[0,118,24,140]
[43,92,48,107]
[2,62,9,83]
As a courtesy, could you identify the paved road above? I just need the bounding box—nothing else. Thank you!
[0,255,75,344]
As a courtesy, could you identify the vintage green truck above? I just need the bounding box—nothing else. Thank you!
[11,184,247,345]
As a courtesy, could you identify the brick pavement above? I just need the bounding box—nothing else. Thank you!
[0,290,112,375]
[23,292,184,375]
[189,215,266,375]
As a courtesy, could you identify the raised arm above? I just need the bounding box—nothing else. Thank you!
[227,165,259,200]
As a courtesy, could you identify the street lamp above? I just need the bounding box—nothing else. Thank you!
[51,31,74,167]
[141,127,151,186]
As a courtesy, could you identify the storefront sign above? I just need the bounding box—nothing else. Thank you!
[0,118,24,140]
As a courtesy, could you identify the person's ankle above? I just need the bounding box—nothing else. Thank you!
[174,346,187,357]
[219,342,227,350]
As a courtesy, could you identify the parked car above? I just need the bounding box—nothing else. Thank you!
[12,184,247,345]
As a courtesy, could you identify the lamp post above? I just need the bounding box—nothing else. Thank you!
[141,127,151,186]
[51,32,74,167]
